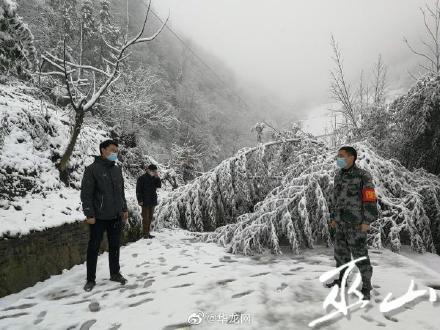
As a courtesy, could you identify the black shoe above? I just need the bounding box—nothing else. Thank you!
[325,279,347,288]
[361,287,371,300]
[83,280,96,292]
[110,273,127,285]
[147,234,155,239]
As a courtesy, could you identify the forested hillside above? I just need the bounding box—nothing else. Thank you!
[14,0,291,180]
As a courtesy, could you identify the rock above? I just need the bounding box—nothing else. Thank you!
[88,302,100,312]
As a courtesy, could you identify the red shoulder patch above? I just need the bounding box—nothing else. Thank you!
[362,187,377,202]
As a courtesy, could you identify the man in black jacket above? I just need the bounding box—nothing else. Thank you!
[136,164,161,239]
[80,139,129,292]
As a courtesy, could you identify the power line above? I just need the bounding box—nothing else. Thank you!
[139,2,255,113]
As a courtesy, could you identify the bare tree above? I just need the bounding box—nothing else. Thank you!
[329,35,359,136]
[328,37,388,144]
[101,66,179,136]
[404,0,440,75]
[40,1,169,183]
[371,54,387,106]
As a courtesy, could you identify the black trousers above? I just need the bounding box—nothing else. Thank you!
[86,218,122,282]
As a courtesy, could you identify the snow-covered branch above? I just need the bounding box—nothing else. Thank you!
[156,137,440,257]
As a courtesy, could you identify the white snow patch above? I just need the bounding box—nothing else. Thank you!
[0,228,439,329]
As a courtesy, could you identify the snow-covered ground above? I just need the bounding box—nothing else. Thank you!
[1,228,439,330]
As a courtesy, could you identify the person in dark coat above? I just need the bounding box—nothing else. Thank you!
[80,139,129,292]
[136,164,161,239]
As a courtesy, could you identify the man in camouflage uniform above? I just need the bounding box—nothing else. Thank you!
[327,146,379,300]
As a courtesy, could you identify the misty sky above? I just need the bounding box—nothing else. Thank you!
[153,0,430,134]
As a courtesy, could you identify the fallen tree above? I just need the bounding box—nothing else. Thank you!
[155,138,329,231]
[156,137,440,256]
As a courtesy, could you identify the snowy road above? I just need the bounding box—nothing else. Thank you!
[1,228,440,330]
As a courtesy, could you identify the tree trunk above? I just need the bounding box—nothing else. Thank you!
[58,109,85,184]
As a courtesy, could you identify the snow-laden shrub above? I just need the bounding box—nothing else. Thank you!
[388,73,440,175]
[157,136,440,256]
[155,138,330,231]
[203,142,440,255]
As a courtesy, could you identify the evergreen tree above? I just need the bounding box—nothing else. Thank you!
[0,0,37,77]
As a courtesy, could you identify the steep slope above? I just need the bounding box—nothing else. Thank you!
[0,80,140,237]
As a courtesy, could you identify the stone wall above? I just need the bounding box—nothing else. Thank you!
[0,220,142,298]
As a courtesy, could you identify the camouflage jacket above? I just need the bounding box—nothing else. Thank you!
[329,164,378,225]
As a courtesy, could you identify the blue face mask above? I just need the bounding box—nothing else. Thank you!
[106,152,118,162]
[336,157,347,169]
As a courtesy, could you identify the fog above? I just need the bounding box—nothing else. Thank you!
[153,0,429,133]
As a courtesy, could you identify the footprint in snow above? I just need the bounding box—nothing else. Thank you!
[210,264,225,268]
[162,322,192,330]
[79,319,96,330]
[144,279,155,288]
[231,290,253,298]
[119,284,139,294]
[276,283,288,291]
[217,279,236,286]
[177,271,196,276]
[65,299,91,305]
[128,298,154,307]
[0,312,29,320]
[360,315,375,323]
[306,260,322,265]
[250,272,270,277]
[170,283,193,288]
[281,272,296,276]
[2,303,37,311]
[384,314,398,322]
[127,291,150,298]
[136,262,149,268]
[33,310,47,325]
[45,289,78,301]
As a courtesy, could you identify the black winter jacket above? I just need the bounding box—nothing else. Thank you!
[136,173,161,206]
[80,156,128,220]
